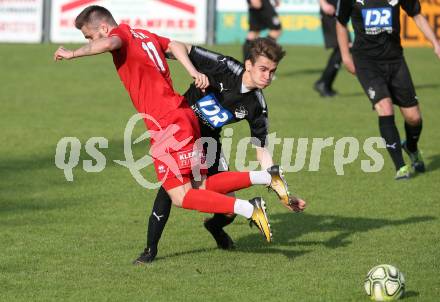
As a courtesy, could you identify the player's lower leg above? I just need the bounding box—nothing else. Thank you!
[133,186,172,265]
[205,168,284,193]
[378,115,409,179]
[181,189,272,242]
[205,167,300,211]
[204,214,236,250]
[403,120,425,172]
[314,47,341,97]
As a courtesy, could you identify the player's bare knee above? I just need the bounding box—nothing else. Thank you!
[404,115,422,126]
[166,184,192,208]
[401,106,422,126]
[375,99,394,116]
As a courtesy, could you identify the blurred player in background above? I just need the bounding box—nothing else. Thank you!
[243,0,282,60]
[314,0,343,97]
[135,38,307,264]
[53,5,289,259]
[336,0,440,179]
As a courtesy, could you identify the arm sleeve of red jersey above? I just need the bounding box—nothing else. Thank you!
[148,32,171,52]
[335,0,352,25]
[109,27,130,48]
[401,0,421,17]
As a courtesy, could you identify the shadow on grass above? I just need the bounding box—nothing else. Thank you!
[426,154,440,173]
[232,213,435,260]
[155,247,217,262]
[402,290,420,299]
[320,83,440,99]
[277,68,322,77]
[414,83,440,90]
[0,140,130,214]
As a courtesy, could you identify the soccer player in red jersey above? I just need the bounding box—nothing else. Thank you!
[53,6,291,249]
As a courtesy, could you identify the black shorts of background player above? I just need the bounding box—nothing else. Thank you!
[134,39,306,264]
[314,0,343,97]
[243,0,282,61]
[336,0,440,179]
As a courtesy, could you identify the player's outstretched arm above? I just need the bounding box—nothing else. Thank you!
[336,21,355,74]
[53,36,122,61]
[412,14,440,59]
[167,41,209,90]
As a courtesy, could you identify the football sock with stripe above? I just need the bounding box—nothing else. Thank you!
[379,115,405,170]
[404,120,422,153]
[146,186,172,249]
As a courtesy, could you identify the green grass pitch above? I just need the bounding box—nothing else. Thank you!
[1,43,439,301]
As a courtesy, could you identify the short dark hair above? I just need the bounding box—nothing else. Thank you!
[75,5,117,29]
[248,38,286,64]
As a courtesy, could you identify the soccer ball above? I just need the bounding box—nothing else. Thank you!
[364,264,405,301]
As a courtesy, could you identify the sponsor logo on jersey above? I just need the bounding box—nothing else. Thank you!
[177,149,205,169]
[368,87,376,100]
[157,164,166,174]
[196,93,233,128]
[362,8,393,35]
[234,105,248,119]
[219,82,229,92]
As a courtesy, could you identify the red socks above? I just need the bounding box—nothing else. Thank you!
[205,172,251,194]
[182,189,235,213]
[181,172,252,214]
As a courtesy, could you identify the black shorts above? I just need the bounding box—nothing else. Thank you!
[321,13,337,49]
[353,56,418,108]
[248,0,281,31]
[200,124,229,176]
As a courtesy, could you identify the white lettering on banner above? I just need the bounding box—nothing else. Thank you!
[216,0,319,13]
[0,0,43,42]
[50,0,207,43]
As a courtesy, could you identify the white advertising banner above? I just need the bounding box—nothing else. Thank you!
[51,0,207,43]
[0,0,43,43]
[216,0,318,13]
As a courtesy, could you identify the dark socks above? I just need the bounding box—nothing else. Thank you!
[379,115,405,170]
[207,213,236,229]
[146,186,172,249]
[404,120,422,153]
[318,47,342,89]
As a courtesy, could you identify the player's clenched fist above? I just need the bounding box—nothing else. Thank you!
[284,196,307,212]
[191,71,210,90]
[54,46,74,61]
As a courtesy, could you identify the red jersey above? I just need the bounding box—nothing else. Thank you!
[109,24,184,125]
